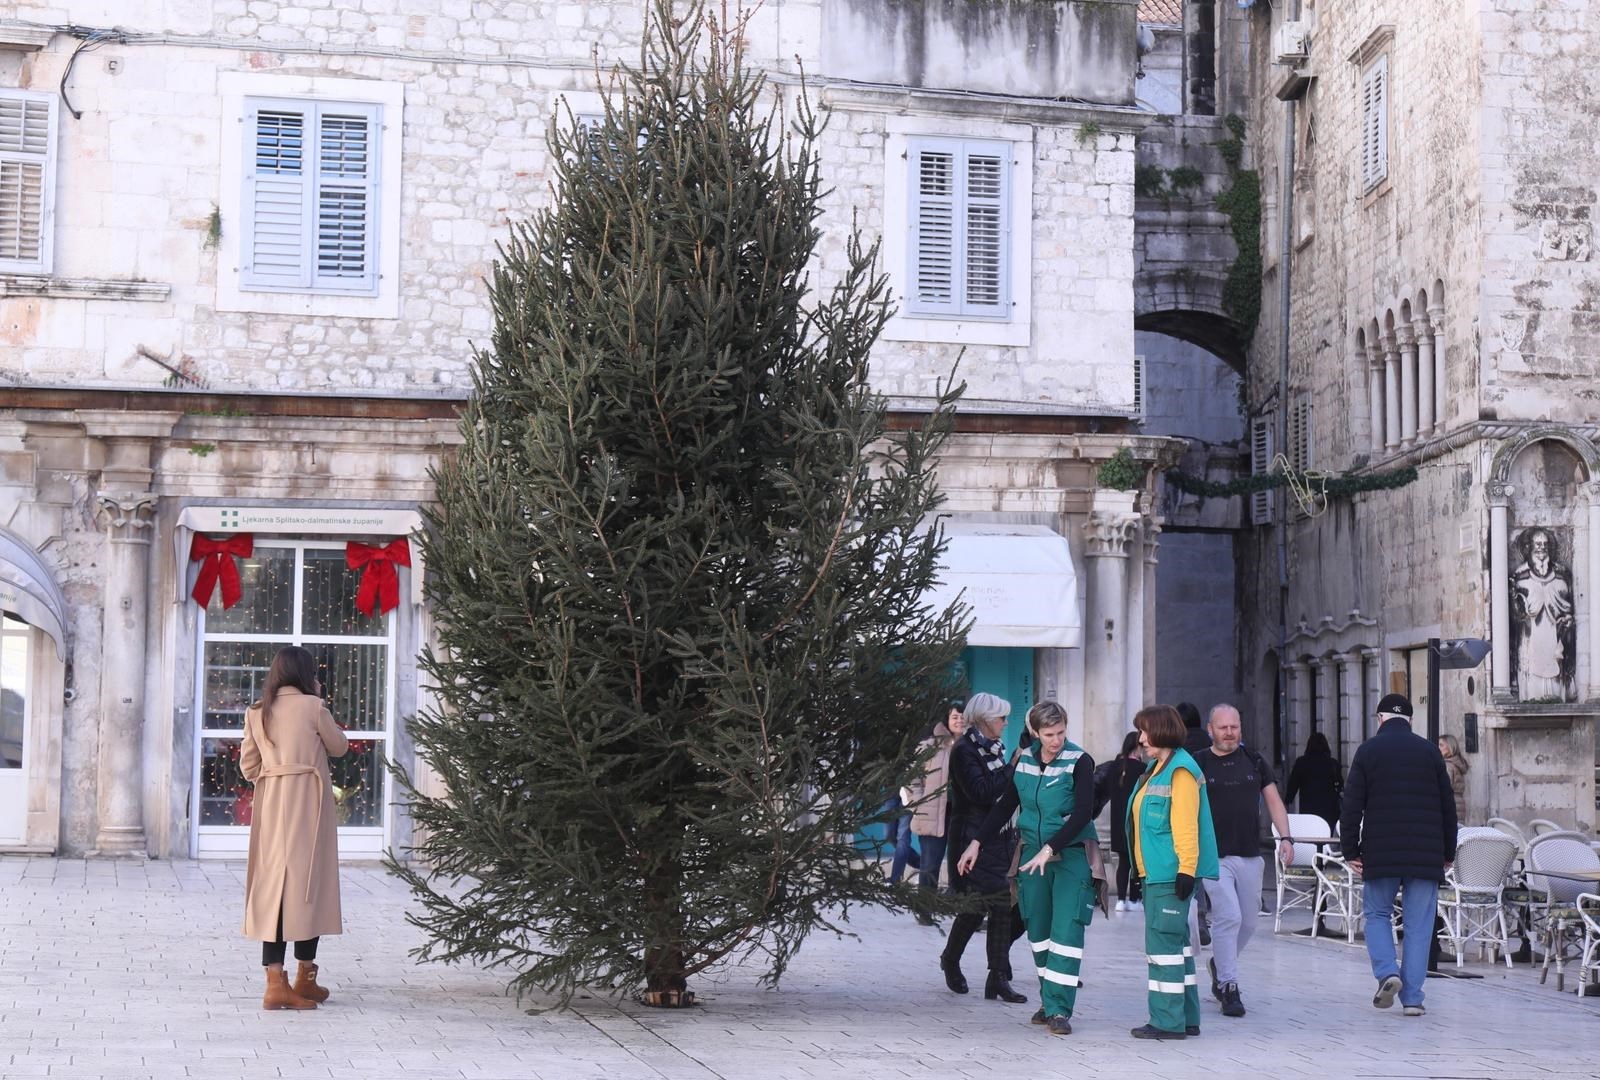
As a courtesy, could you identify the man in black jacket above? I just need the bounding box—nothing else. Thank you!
[1339,693,1457,1017]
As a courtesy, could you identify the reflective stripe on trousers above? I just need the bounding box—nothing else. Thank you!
[1142,880,1200,1033]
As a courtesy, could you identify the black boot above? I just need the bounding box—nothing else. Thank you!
[940,953,968,994]
[984,971,1027,1003]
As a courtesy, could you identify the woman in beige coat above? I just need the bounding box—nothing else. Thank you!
[240,645,349,1010]
[905,700,965,925]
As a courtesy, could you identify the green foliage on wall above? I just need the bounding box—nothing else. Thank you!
[1096,448,1144,491]
[1214,114,1261,348]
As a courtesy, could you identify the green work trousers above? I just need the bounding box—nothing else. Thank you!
[1142,880,1199,1034]
[1015,843,1094,1019]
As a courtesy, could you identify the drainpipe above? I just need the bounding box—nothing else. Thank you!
[1275,1,1299,766]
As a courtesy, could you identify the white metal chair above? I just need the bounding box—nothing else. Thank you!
[1273,813,1333,934]
[1525,833,1600,991]
[1438,828,1520,968]
[1529,818,1565,837]
[1312,849,1363,944]
[1576,892,1600,995]
[1488,816,1527,847]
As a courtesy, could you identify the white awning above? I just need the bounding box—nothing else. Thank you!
[0,528,69,661]
[925,521,1082,649]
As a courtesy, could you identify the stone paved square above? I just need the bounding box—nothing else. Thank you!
[1,857,1595,1079]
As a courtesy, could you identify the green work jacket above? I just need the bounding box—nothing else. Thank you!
[1013,741,1098,854]
[1126,747,1220,884]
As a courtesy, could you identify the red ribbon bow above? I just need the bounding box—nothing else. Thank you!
[190,533,254,609]
[346,538,411,618]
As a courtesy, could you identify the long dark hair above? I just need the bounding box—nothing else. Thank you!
[1305,732,1332,757]
[252,645,319,749]
[1119,730,1141,759]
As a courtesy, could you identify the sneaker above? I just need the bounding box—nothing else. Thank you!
[1115,899,1127,912]
[1220,982,1246,1017]
[1130,899,1144,911]
[1185,1025,1200,1037]
[1047,1015,1072,1036]
[1030,1008,1047,1025]
[1373,974,1402,1009]
[1403,1004,1425,1017]
[1208,957,1220,1001]
[1130,1024,1186,1040]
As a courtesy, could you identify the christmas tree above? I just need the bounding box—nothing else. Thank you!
[391,0,967,1006]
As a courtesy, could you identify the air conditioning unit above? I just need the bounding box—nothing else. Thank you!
[1274,21,1310,65]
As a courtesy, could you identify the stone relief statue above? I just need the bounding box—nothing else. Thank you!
[1509,526,1577,702]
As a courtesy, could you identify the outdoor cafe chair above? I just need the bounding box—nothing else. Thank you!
[1488,816,1528,847]
[1311,849,1363,944]
[1437,828,1520,968]
[1529,818,1565,837]
[1273,813,1334,935]
[1576,891,1600,996]
[1524,832,1600,991]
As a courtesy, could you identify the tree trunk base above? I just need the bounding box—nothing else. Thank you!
[641,989,697,1008]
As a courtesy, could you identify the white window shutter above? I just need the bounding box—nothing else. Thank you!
[312,104,379,292]
[0,90,56,274]
[1361,57,1388,192]
[907,143,958,316]
[1294,399,1312,471]
[1250,415,1275,526]
[1133,354,1146,418]
[242,101,312,289]
[961,147,1009,318]
[241,97,380,295]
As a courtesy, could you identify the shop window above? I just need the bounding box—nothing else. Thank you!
[193,540,394,856]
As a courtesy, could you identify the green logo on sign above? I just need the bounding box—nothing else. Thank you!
[220,509,241,529]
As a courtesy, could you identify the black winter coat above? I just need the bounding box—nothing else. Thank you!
[944,729,1015,895]
[1338,717,1457,881]
[1103,756,1145,854]
[1286,752,1344,828]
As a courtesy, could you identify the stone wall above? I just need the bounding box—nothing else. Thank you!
[1233,0,1600,825]
[3,0,1144,416]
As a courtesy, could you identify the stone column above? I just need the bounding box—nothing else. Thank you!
[92,491,157,856]
[1083,510,1140,762]
[1123,517,1146,724]
[1287,660,1311,760]
[79,411,177,858]
[1587,483,1600,699]
[1429,304,1447,430]
[1362,650,1382,740]
[1415,314,1436,437]
[1489,483,1513,696]
[1366,346,1386,456]
[1141,519,1161,708]
[1336,651,1364,763]
[1383,333,1401,453]
[1317,655,1340,746]
[1397,323,1418,447]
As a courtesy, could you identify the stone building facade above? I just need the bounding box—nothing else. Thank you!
[1,1,1172,857]
[1234,0,1599,830]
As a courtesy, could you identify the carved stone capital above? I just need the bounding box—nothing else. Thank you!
[1083,512,1141,558]
[1141,518,1163,565]
[1396,322,1417,348]
[1486,480,1514,506]
[95,492,158,544]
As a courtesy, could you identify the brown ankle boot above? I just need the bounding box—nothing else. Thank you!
[292,961,330,1003]
[263,967,317,1010]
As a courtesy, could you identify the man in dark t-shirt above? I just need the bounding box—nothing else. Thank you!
[1193,704,1293,1019]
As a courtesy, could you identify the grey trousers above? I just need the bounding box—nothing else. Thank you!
[1199,855,1264,986]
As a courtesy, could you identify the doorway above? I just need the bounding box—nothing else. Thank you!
[0,615,31,843]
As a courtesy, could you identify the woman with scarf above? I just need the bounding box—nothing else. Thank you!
[939,692,1026,1004]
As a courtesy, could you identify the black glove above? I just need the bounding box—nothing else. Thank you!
[1174,873,1195,901]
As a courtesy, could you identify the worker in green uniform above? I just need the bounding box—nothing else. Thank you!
[958,700,1097,1036]
[1126,703,1219,1040]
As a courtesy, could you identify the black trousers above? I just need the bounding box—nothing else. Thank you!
[1114,849,1143,902]
[943,898,1018,979]
[261,904,319,967]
